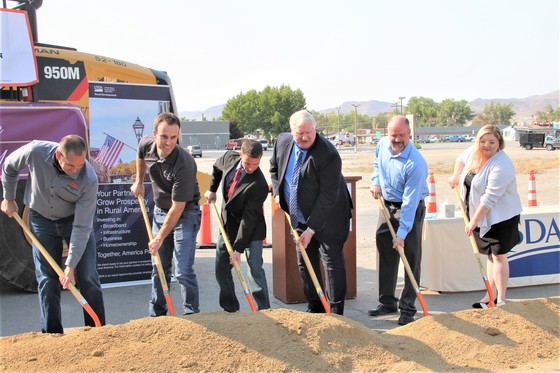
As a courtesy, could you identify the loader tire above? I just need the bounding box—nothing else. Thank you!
[0,180,37,292]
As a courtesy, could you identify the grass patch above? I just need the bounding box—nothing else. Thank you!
[514,158,560,174]
[345,165,373,173]
[342,156,559,176]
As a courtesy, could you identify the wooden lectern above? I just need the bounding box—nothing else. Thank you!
[271,176,361,303]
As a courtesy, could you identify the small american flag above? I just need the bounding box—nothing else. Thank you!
[95,135,124,169]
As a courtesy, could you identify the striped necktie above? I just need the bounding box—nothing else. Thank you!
[289,150,303,228]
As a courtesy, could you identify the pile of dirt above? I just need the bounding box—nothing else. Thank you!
[1,298,558,372]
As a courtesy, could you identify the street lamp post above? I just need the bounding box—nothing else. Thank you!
[399,96,406,115]
[351,104,360,153]
[132,116,145,144]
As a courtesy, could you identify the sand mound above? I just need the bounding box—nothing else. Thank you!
[1,298,558,372]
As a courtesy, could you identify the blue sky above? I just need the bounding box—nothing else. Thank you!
[89,97,159,163]
[37,0,559,112]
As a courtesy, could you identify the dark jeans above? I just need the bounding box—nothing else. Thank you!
[297,224,349,315]
[29,209,105,333]
[376,200,425,316]
[150,205,201,316]
[215,236,270,312]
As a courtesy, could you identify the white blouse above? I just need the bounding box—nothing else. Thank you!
[458,146,522,237]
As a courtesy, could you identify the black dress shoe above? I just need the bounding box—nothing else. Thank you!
[368,304,398,316]
[472,299,497,309]
[397,313,415,325]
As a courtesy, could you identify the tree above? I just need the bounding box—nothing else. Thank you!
[405,97,438,127]
[220,85,306,138]
[553,106,560,122]
[470,114,486,127]
[373,113,391,129]
[478,102,516,125]
[534,105,557,123]
[332,112,370,132]
[111,160,135,176]
[220,89,260,136]
[228,121,243,139]
[436,99,475,126]
[258,85,306,137]
[309,110,330,135]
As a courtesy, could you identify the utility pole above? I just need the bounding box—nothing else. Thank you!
[399,96,406,115]
[336,107,341,146]
[391,102,399,115]
[352,104,360,153]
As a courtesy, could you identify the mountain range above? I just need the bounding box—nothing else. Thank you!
[179,90,559,123]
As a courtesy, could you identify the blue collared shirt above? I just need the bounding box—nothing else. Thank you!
[283,143,307,226]
[371,137,429,239]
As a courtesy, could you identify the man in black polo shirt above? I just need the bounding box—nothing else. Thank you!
[131,112,201,316]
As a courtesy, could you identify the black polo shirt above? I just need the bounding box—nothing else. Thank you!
[138,137,200,210]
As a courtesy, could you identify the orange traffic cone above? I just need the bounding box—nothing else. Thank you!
[528,170,537,207]
[427,171,437,213]
[197,203,214,248]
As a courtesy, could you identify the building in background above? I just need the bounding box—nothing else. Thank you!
[180,121,229,149]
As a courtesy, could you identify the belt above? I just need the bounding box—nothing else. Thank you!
[384,200,402,208]
[156,201,199,213]
[384,200,424,209]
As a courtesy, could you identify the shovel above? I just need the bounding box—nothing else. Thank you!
[209,201,257,312]
[284,212,331,314]
[13,213,102,327]
[137,196,175,316]
[377,198,429,316]
[453,187,495,308]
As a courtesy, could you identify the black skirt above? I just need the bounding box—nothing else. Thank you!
[473,215,521,256]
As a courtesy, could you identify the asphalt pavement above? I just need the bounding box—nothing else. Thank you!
[1,204,559,337]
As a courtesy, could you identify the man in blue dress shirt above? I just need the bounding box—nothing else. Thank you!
[369,115,429,325]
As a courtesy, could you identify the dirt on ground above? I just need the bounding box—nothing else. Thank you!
[2,142,558,372]
[1,298,558,372]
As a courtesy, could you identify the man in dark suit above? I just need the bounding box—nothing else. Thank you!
[270,109,352,315]
[204,139,270,312]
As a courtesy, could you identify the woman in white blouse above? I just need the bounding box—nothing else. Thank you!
[449,125,522,308]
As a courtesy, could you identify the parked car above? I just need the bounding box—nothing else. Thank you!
[258,139,269,151]
[225,138,244,150]
[442,135,464,142]
[186,145,202,158]
[416,137,431,143]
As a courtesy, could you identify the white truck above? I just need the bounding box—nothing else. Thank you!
[543,135,560,151]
